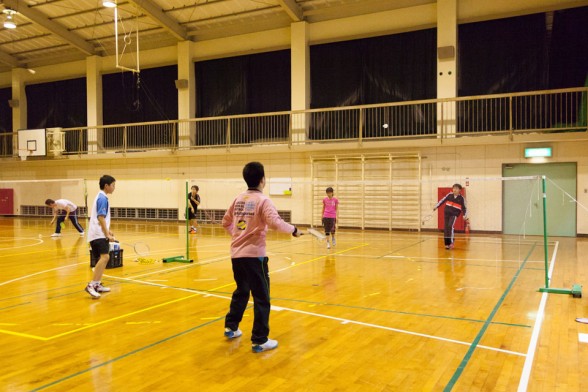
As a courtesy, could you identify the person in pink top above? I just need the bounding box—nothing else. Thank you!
[322,187,339,249]
[222,161,302,353]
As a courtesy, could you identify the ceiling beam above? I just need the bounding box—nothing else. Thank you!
[0,49,21,68]
[277,0,303,22]
[128,0,189,41]
[3,0,97,56]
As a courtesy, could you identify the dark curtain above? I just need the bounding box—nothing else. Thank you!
[309,29,437,139]
[103,65,178,125]
[196,56,246,118]
[0,87,11,133]
[26,78,87,129]
[458,9,588,131]
[195,50,290,146]
[458,14,548,96]
[549,6,588,89]
[0,87,11,156]
[310,40,364,109]
[311,29,436,106]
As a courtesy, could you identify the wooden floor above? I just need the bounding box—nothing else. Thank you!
[1,217,587,391]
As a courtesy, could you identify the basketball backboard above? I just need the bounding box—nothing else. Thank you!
[18,129,47,159]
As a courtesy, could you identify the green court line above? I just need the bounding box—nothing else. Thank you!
[29,315,228,391]
[0,302,32,311]
[443,242,536,391]
[379,238,430,257]
[270,297,531,329]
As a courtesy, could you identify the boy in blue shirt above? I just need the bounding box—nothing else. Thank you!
[85,175,116,299]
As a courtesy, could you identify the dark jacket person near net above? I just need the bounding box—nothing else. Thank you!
[433,183,468,250]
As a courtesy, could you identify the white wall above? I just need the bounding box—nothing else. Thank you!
[2,136,588,234]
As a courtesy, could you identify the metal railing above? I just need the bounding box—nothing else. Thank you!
[1,87,586,158]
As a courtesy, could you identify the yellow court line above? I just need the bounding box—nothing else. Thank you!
[0,293,201,341]
[46,293,201,340]
[208,243,369,292]
[0,329,47,341]
[0,243,368,341]
[0,245,84,258]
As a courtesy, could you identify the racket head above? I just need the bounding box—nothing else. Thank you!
[307,228,326,240]
[133,242,150,257]
[421,214,433,225]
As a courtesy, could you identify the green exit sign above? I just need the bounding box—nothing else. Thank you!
[524,147,552,158]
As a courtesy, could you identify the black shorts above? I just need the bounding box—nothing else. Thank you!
[188,209,197,220]
[322,218,336,234]
[90,238,110,259]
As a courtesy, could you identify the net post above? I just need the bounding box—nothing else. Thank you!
[541,175,549,289]
[185,181,189,260]
[84,179,88,221]
[162,180,193,264]
[538,175,582,298]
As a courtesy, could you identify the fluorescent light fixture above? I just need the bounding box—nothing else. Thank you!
[524,147,552,158]
[3,9,17,29]
[4,17,16,29]
[102,0,117,7]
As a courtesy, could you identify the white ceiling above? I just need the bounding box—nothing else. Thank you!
[0,0,432,72]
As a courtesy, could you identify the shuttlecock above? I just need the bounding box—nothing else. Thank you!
[383,123,389,129]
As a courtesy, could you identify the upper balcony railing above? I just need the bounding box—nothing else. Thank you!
[1,87,586,158]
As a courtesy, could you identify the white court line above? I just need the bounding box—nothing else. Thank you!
[0,262,88,287]
[104,274,526,358]
[579,333,588,343]
[364,254,544,265]
[0,237,44,250]
[272,306,525,357]
[517,240,559,392]
[118,255,228,280]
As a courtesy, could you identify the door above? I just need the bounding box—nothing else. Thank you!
[503,162,576,237]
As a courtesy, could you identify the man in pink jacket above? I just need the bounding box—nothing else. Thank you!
[222,162,302,353]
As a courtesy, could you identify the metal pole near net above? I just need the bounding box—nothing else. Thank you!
[539,175,581,297]
[162,181,193,264]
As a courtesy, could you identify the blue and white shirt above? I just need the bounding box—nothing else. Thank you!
[88,190,111,242]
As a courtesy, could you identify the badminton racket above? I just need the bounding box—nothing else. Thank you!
[115,240,150,257]
[421,214,434,225]
[307,228,326,240]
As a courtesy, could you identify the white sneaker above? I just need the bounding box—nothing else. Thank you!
[327,243,331,249]
[85,283,101,299]
[332,238,336,246]
[94,282,111,293]
[224,328,242,339]
[252,338,278,353]
[51,233,61,238]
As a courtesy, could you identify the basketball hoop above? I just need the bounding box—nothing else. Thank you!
[113,5,140,74]
[19,148,34,161]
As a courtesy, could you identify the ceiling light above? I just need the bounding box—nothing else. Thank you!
[102,0,117,7]
[3,9,17,29]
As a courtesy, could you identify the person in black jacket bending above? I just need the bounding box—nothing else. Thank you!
[434,183,468,250]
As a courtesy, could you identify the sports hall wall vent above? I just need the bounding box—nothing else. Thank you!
[21,206,88,217]
[111,207,179,220]
[19,206,290,223]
